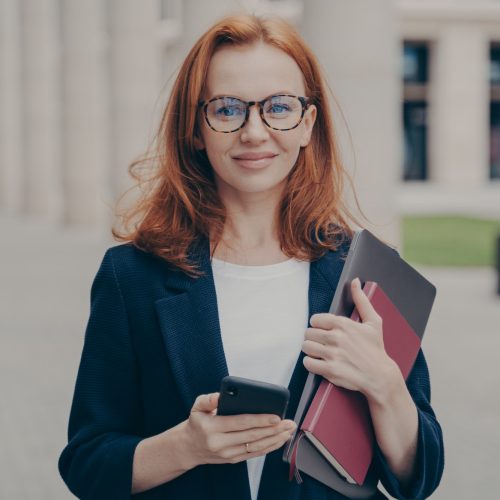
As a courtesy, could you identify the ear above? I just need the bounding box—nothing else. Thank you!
[300,104,317,148]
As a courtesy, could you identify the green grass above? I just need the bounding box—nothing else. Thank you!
[402,215,500,267]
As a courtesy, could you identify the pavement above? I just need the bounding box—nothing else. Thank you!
[1,213,499,499]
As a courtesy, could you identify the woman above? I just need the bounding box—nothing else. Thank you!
[58,14,443,500]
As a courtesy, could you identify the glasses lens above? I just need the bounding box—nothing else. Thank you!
[263,95,303,130]
[205,97,246,132]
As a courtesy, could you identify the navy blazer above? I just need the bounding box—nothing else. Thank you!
[58,235,444,499]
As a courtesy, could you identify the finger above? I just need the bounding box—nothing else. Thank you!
[249,430,292,453]
[192,393,220,413]
[221,420,296,449]
[237,430,292,457]
[215,413,281,432]
[304,327,339,345]
[302,355,329,377]
[302,339,328,359]
[309,313,345,330]
[351,278,379,324]
[224,432,292,464]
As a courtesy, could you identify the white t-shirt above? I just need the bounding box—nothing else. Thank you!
[211,256,310,500]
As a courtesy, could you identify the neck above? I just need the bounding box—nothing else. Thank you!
[210,194,289,265]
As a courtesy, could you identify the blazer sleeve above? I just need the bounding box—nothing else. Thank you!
[374,349,445,499]
[58,248,143,499]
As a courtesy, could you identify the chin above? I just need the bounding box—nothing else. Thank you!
[216,170,290,197]
[236,178,287,195]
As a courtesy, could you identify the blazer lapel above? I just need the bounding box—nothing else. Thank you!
[154,235,228,411]
[154,235,252,500]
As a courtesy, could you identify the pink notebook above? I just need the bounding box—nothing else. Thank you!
[299,281,421,485]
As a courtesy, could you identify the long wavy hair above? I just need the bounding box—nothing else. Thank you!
[112,14,365,277]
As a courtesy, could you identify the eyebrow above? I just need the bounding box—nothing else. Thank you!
[207,91,299,101]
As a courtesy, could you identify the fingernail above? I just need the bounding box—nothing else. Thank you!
[270,416,280,424]
[353,277,360,288]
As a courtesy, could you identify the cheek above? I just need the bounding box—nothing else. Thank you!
[202,137,237,180]
[278,134,302,162]
[202,133,230,163]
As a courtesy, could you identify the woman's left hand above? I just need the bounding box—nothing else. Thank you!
[302,278,399,401]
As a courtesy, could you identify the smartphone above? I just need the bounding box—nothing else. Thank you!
[217,376,290,418]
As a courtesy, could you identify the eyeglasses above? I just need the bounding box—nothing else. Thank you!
[198,94,310,133]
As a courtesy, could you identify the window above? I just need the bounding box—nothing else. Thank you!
[403,44,428,84]
[403,102,428,181]
[402,42,430,181]
[490,44,500,179]
[490,46,500,85]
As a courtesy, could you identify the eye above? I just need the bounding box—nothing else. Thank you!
[210,98,246,121]
[215,105,244,118]
[268,103,291,114]
[264,96,298,118]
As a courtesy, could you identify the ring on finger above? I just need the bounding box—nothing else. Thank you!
[245,442,250,453]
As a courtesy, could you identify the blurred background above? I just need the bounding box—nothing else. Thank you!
[1,0,499,498]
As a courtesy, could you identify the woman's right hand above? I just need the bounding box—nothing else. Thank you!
[182,392,297,467]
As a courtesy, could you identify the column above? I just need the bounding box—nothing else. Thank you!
[21,0,63,222]
[0,0,23,213]
[60,0,110,227]
[301,0,401,247]
[428,25,489,186]
[107,0,162,201]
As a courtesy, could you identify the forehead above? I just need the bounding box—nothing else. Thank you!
[204,42,306,99]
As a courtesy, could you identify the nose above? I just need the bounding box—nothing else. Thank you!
[240,105,270,143]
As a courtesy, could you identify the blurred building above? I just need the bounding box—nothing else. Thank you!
[1,0,499,244]
[398,0,500,216]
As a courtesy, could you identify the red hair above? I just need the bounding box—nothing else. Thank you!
[113,14,364,277]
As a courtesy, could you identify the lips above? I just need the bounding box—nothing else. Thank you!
[232,152,278,160]
[231,152,278,169]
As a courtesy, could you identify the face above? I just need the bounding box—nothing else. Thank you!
[196,42,317,204]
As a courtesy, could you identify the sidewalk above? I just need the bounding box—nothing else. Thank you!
[1,213,499,499]
[0,214,112,499]
[416,266,500,499]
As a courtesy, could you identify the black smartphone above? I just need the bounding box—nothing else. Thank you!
[217,376,290,418]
